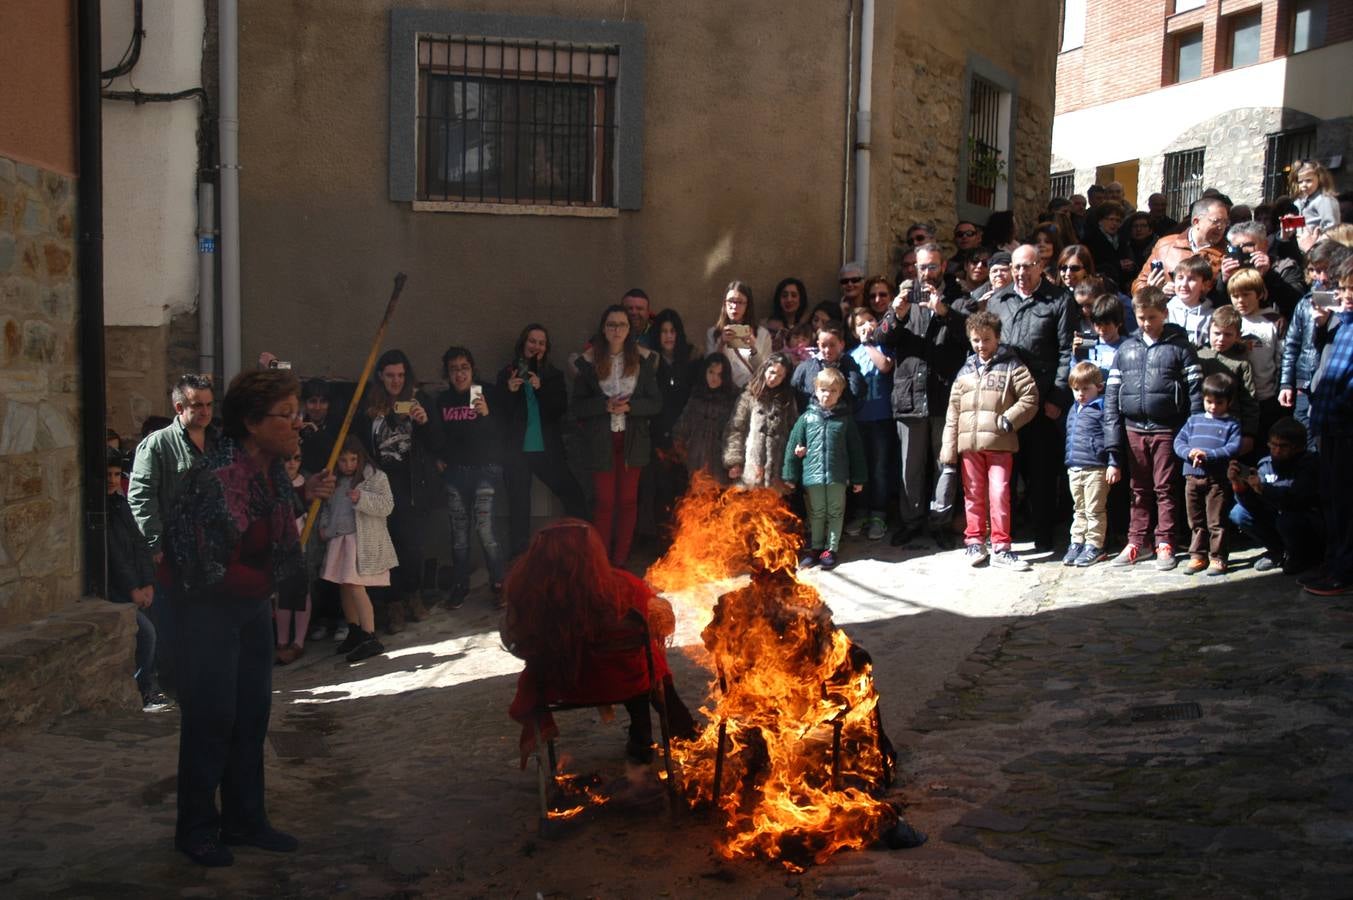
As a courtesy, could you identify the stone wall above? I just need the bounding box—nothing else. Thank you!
[886,40,1054,270]
[106,308,200,441]
[0,154,83,628]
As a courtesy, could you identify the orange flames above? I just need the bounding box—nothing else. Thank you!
[647,474,896,870]
[544,771,610,821]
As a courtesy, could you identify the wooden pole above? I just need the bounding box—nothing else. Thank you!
[300,273,407,547]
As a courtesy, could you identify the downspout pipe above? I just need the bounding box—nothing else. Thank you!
[198,182,216,378]
[77,0,108,598]
[851,0,875,271]
[219,0,242,383]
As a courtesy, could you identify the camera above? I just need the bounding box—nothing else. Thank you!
[268,359,292,370]
[1150,260,1164,274]
[1226,245,1251,267]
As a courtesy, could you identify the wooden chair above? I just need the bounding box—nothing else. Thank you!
[530,608,678,834]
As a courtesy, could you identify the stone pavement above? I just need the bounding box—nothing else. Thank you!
[0,539,1349,898]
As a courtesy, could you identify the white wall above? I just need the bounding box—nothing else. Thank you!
[101,0,204,328]
[1051,41,1353,170]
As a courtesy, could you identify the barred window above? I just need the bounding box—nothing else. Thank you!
[1049,170,1074,202]
[1162,147,1205,223]
[1262,127,1317,202]
[417,37,619,207]
[965,75,1007,210]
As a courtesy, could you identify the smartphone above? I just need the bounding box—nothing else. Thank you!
[1150,260,1164,274]
[727,324,753,343]
[268,359,292,370]
[392,400,414,415]
[1312,290,1338,309]
[1280,214,1306,231]
[469,385,484,406]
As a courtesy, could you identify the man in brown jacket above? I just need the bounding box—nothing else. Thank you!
[1132,196,1229,295]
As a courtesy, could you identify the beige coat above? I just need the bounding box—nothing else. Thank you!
[320,464,399,575]
[940,346,1039,465]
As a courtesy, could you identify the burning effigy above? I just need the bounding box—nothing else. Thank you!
[648,474,919,870]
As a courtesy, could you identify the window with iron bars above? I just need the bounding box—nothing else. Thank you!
[965,75,1006,210]
[1162,147,1205,223]
[1262,127,1317,203]
[1049,170,1074,202]
[417,36,618,207]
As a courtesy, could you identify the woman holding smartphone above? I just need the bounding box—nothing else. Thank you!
[574,305,662,567]
[706,280,772,389]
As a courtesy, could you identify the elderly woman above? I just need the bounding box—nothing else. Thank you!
[165,370,335,867]
[504,519,696,767]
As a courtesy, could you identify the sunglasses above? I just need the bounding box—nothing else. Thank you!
[1060,264,1085,273]
[955,229,979,238]
[908,234,929,244]
[840,277,864,285]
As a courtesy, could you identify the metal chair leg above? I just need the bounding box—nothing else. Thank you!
[533,716,552,836]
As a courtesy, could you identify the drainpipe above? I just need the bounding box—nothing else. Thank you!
[198,182,216,379]
[219,0,241,383]
[851,0,875,271]
[77,0,108,598]
[840,0,855,266]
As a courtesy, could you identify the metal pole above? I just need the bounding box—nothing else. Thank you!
[77,0,108,598]
[197,181,217,380]
[851,0,875,270]
[219,0,241,382]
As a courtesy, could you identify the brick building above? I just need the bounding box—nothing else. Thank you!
[1051,0,1353,218]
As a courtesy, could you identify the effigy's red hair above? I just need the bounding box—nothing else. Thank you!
[501,518,627,690]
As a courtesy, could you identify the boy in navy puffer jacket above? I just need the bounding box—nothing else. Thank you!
[1063,362,1120,567]
[1105,286,1204,571]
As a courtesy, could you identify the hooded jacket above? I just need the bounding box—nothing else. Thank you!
[782,402,867,487]
[1104,323,1204,443]
[1064,396,1118,469]
[940,344,1039,465]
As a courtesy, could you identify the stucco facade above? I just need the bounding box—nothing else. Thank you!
[235,0,1058,385]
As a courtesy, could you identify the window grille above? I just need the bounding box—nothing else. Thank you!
[1162,147,1205,223]
[416,36,618,206]
[1262,128,1317,202]
[1049,170,1074,202]
[966,76,1003,209]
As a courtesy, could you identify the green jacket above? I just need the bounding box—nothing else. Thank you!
[128,418,216,552]
[782,402,867,487]
[573,349,663,471]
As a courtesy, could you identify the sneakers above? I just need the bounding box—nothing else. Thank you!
[445,585,468,610]
[1253,555,1281,573]
[1155,543,1178,571]
[799,550,821,569]
[176,836,234,867]
[865,517,888,541]
[818,550,839,570]
[1062,542,1085,566]
[346,637,385,663]
[844,516,866,537]
[141,691,174,713]
[1302,575,1353,597]
[1183,556,1208,575]
[221,825,300,853]
[1074,545,1106,567]
[1110,544,1140,566]
[332,622,349,644]
[308,623,329,642]
[964,543,989,567]
[1206,558,1227,577]
[991,549,1031,571]
[335,625,363,655]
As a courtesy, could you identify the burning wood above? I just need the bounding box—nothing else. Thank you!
[648,475,910,870]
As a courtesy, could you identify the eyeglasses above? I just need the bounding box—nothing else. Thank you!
[1060,264,1085,273]
[839,277,864,285]
[447,363,473,373]
[603,322,628,330]
[908,234,930,245]
[955,229,979,239]
[968,258,990,267]
[916,264,941,272]
[264,411,303,423]
[725,297,748,306]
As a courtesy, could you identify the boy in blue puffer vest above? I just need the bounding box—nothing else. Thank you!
[783,367,867,571]
[1063,361,1120,567]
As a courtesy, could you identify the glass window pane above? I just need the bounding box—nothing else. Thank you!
[1061,0,1086,51]
[1292,1,1326,54]
[1175,0,1204,11]
[1176,31,1202,82]
[1230,13,1261,67]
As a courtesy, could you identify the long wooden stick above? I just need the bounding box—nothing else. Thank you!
[300,272,407,548]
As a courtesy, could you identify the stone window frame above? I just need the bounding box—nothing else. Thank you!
[388,9,645,216]
[955,54,1018,226]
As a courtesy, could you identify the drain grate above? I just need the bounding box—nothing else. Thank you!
[1129,702,1202,723]
[269,731,331,758]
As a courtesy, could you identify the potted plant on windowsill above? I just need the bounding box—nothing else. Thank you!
[966,139,1007,208]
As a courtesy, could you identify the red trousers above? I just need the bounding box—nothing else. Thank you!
[592,432,644,565]
[961,450,1014,550]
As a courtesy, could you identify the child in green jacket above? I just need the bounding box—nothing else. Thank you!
[783,367,867,570]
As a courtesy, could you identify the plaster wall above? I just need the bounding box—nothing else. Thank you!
[100,0,206,329]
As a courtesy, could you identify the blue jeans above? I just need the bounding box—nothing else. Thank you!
[109,591,158,698]
[857,418,897,517]
[445,465,505,591]
[1229,495,1322,565]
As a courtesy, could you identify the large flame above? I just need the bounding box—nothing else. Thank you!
[647,474,896,870]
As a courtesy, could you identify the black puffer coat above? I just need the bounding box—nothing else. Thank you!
[1104,323,1203,444]
[874,296,969,419]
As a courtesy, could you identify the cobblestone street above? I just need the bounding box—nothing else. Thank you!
[1,541,1350,898]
